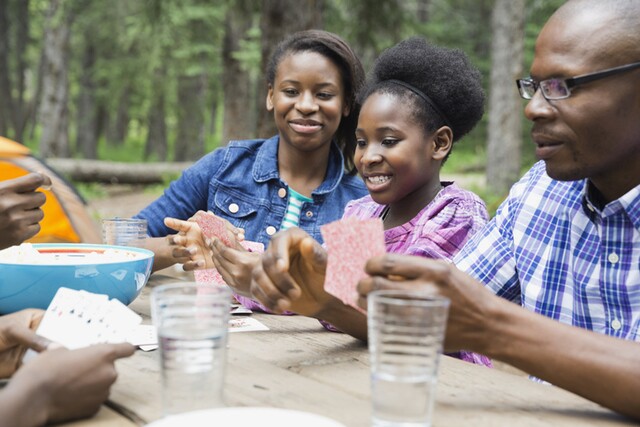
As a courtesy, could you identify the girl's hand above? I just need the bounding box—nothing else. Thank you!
[251,228,331,317]
[164,216,213,270]
[210,240,259,296]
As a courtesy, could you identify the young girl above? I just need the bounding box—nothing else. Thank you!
[347,36,487,258]
[251,38,490,363]
[138,30,368,289]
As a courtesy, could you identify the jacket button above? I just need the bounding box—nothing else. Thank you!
[266,226,277,236]
[229,203,239,213]
[305,211,313,218]
[278,188,287,198]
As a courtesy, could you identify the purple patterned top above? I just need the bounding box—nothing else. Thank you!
[343,183,489,260]
[343,182,492,367]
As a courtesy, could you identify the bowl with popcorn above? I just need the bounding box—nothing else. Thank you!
[0,243,154,314]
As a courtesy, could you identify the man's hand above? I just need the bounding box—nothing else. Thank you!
[358,254,498,353]
[7,342,135,425]
[0,309,49,378]
[0,173,52,250]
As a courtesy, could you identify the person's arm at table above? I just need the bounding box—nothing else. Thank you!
[251,228,368,340]
[0,343,135,427]
[0,173,52,250]
[357,254,640,420]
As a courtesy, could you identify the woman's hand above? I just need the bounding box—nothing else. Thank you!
[164,211,244,271]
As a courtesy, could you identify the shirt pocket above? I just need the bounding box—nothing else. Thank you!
[212,189,259,230]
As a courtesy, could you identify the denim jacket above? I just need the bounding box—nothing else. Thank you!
[136,135,367,246]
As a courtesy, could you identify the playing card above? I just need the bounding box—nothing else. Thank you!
[193,211,234,246]
[194,239,265,287]
[228,317,269,333]
[321,217,386,310]
[34,287,143,350]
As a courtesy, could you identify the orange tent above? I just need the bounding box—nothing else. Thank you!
[0,136,101,243]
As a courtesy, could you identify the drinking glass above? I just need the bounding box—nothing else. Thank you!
[151,282,232,416]
[368,290,450,427]
[101,217,147,247]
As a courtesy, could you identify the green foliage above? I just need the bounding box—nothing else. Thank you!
[13,0,564,168]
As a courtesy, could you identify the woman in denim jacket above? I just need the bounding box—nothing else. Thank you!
[137,30,367,297]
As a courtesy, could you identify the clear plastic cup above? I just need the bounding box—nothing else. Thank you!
[368,290,450,427]
[151,283,232,416]
[101,217,148,247]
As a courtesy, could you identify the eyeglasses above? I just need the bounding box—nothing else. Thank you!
[516,61,640,100]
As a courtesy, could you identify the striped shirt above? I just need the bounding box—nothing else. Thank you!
[281,188,312,230]
[454,161,640,341]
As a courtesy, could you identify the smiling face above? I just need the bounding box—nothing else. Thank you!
[355,92,450,218]
[266,51,348,157]
[525,5,640,200]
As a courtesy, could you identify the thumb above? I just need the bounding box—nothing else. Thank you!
[5,324,52,353]
[300,236,327,274]
[109,342,137,359]
[91,342,136,361]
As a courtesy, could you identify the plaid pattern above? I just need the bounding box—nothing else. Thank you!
[343,183,489,260]
[455,161,640,341]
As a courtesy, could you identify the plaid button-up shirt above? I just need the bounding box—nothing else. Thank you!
[455,161,640,340]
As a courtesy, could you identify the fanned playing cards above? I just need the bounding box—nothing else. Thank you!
[321,217,386,310]
[192,211,264,286]
[32,287,151,350]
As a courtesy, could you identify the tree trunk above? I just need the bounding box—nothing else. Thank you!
[106,86,130,147]
[486,0,525,196]
[13,0,29,142]
[145,67,168,161]
[174,74,207,161]
[0,0,12,137]
[47,158,193,184]
[222,0,256,144]
[256,0,324,139]
[416,0,431,23]
[39,0,73,158]
[75,37,98,159]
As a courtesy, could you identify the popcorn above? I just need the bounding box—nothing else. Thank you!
[0,243,145,265]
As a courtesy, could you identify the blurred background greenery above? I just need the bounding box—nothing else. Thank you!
[0,0,565,212]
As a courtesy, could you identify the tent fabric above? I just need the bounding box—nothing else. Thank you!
[0,137,101,244]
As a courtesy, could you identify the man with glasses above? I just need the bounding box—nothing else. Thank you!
[355,0,640,419]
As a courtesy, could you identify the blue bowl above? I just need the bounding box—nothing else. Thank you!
[0,243,154,314]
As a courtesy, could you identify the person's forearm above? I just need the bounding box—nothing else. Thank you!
[142,237,176,272]
[0,380,49,427]
[316,298,368,341]
[478,299,640,420]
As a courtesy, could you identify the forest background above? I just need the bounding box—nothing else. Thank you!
[0,0,564,212]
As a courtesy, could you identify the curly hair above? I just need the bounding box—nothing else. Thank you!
[357,37,485,151]
[266,30,365,174]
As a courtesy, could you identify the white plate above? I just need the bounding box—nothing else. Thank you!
[145,407,346,427]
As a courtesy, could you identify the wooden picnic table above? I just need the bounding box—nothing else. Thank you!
[62,275,636,427]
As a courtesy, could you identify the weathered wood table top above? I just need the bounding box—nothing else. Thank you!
[60,276,635,427]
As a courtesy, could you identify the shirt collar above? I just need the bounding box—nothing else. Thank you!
[582,180,640,230]
[252,135,346,196]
